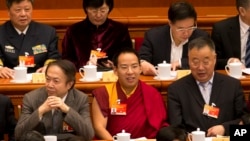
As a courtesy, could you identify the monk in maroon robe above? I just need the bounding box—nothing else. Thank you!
[62,0,132,69]
[92,47,168,140]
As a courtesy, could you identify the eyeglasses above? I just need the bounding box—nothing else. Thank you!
[175,24,197,33]
[87,7,109,15]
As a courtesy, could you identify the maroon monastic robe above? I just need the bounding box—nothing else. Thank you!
[92,80,168,139]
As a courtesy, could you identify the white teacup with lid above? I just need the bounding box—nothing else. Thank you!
[157,60,171,79]
[13,61,28,82]
[79,64,97,81]
[113,129,130,141]
[189,128,205,141]
[225,62,242,79]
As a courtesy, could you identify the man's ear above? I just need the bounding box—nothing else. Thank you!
[113,66,118,75]
[239,7,246,16]
[67,81,74,90]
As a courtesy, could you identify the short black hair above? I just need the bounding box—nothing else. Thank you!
[6,0,34,9]
[188,37,215,52]
[168,0,197,24]
[46,60,76,89]
[112,47,140,67]
[82,0,113,13]
[236,0,250,10]
[156,126,187,141]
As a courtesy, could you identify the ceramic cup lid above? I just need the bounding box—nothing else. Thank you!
[117,130,131,136]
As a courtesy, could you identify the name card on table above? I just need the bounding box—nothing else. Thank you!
[32,73,45,83]
[177,70,191,79]
[102,71,118,82]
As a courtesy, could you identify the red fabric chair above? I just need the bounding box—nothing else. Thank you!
[133,37,144,51]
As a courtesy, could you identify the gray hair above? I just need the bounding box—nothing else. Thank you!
[188,37,215,52]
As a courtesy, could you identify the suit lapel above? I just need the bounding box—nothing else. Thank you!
[186,73,223,106]
[209,73,223,105]
[164,27,172,63]
[186,75,206,107]
[64,89,75,109]
[182,43,188,58]
[165,30,172,62]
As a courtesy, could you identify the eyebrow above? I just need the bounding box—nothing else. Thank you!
[176,24,196,28]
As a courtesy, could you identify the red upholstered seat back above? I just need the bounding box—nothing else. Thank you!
[133,37,144,51]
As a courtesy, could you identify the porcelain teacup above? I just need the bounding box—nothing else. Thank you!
[225,62,242,79]
[79,65,97,81]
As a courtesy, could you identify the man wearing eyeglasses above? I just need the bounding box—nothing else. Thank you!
[139,1,209,75]
[62,0,132,70]
[158,37,246,138]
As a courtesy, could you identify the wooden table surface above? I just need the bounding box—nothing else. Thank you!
[1,70,250,119]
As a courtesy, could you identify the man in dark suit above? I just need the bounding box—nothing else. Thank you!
[0,0,60,78]
[163,37,246,136]
[0,94,17,141]
[139,1,209,75]
[211,0,250,69]
[15,60,94,141]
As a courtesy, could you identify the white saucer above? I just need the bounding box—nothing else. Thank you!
[10,79,31,83]
[205,137,214,141]
[242,68,250,74]
[229,75,246,79]
[170,71,177,77]
[79,78,100,82]
[153,76,176,80]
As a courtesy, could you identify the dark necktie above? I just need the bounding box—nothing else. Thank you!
[51,109,63,134]
[245,28,250,68]
[20,33,25,48]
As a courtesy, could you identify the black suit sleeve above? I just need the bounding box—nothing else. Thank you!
[221,80,246,135]
[0,95,17,141]
[139,30,154,63]
[211,24,228,69]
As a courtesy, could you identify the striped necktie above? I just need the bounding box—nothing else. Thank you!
[245,28,250,68]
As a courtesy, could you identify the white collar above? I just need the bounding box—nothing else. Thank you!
[14,25,29,35]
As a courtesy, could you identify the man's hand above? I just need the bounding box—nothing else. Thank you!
[88,54,98,65]
[141,61,157,76]
[38,98,54,118]
[171,60,180,71]
[101,60,113,68]
[228,57,241,64]
[0,67,14,79]
[207,125,225,137]
[36,65,47,73]
[47,96,69,113]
